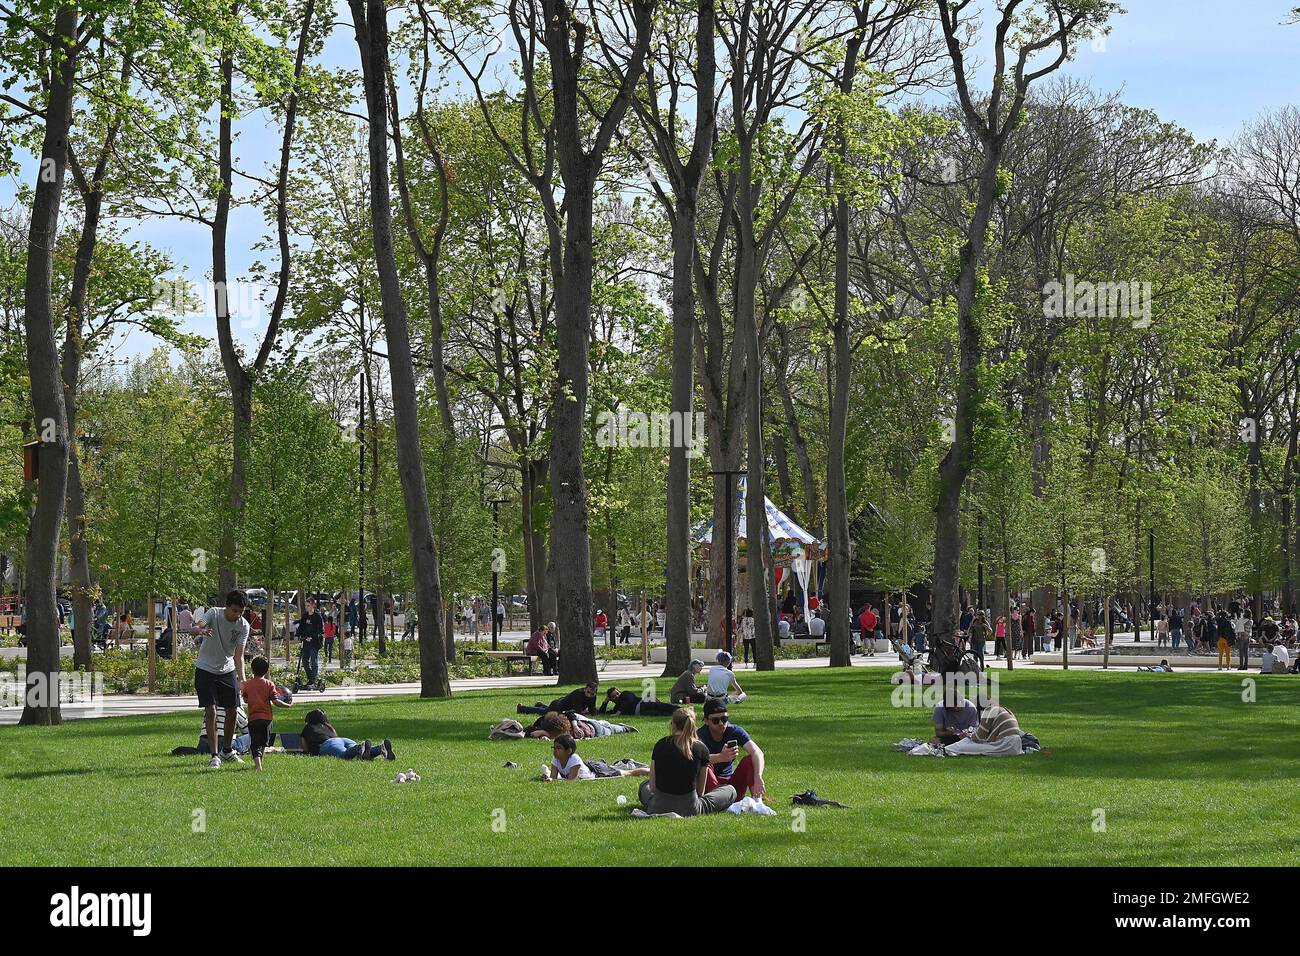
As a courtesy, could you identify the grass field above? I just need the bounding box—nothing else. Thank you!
[2,667,1297,866]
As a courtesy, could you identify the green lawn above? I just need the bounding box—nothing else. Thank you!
[2,667,1296,866]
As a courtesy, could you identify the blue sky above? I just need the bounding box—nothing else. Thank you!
[5,0,1298,362]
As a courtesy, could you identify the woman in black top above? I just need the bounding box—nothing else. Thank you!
[637,708,736,816]
[297,598,325,685]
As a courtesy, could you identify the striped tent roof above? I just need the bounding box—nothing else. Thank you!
[691,478,822,555]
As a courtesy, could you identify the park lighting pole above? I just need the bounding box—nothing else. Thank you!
[711,468,745,651]
[489,497,508,651]
[1149,529,1157,643]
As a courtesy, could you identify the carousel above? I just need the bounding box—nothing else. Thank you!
[691,478,827,623]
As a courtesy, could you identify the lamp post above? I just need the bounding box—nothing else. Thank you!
[489,497,508,651]
[1149,528,1157,644]
[710,468,745,651]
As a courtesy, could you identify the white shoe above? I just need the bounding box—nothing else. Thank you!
[207,756,222,769]
[631,808,651,818]
[221,751,244,765]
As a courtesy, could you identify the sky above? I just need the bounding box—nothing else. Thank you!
[4,0,1299,363]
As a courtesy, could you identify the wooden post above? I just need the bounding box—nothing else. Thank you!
[146,592,156,693]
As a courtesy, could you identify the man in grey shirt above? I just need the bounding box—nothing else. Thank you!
[192,590,250,768]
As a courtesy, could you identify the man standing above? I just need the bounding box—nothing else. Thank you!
[297,598,324,685]
[858,602,878,656]
[1233,606,1251,671]
[700,699,766,801]
[191,590,251,768]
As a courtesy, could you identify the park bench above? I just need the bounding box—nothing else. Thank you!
[462,648,540,674]
[0,614,20,634]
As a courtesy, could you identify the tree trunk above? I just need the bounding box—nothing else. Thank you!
[663,199,700,677]
[551,184,597,684]
[930,148,1000,644]
[20,5,79,725]
[349,0,450,697]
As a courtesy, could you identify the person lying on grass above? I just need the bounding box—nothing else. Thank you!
[544,734,595,780]
[540,734,650,781]
[700,698,766,800]
[526,710,638,739]
[670,660,707,704]
[636,708,737,816]
[301,707,395,761]
[517,681,599,716]
[598,686,678,717]
[931,694,978,747]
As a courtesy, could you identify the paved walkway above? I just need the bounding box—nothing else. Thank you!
[1,635,1239,725]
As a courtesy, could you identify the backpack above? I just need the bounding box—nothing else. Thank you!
[489,718,525,740]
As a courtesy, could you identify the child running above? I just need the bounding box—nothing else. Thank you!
[241,655,293,770]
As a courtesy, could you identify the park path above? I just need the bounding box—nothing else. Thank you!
[1,633,1222,726]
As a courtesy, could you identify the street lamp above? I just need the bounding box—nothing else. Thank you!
[489,497,508,651]
[710,468,745,651]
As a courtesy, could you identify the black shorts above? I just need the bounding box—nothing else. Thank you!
[195,667,239,709]
[249,719,272,757]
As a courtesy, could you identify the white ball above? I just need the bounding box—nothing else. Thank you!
[616,794,627,806]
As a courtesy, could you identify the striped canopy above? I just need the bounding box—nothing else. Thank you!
[691,478,823,559]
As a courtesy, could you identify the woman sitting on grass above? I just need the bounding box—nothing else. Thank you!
[301,708,395,761]
[635,708,736,817]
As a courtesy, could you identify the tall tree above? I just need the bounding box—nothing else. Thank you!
[927,0,1116,645]
[348,0,451,696]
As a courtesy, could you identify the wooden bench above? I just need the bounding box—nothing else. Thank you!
[462,649,540,674]
[0,614,20,633]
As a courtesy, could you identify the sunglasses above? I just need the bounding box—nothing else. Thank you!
[707,716,728,725]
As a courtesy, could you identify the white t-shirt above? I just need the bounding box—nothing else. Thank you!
[808,616,826,637]
[1273,644,1290,666]
[195,608,249,675]
[778,619,791,638]
[552,753,594,780]
[706,666,734,695]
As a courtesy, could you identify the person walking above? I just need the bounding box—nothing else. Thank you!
[1215,609,1233,670]
[1234,607,1251,671]
[1020,606,1036,659]
[741,608,756,665]
[191,590,251,769]
[968,611,990,670]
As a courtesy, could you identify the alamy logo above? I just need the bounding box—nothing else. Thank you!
[49,886,152,936]
[594,408,706,458]
[1042,274,1152,328]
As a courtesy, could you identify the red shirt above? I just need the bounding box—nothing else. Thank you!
[595,613,608,629]
[242,676,279,722]
[859,609,878,631]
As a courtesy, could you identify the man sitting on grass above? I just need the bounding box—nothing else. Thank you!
[931,693,978,747]
[700,699,766,801]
